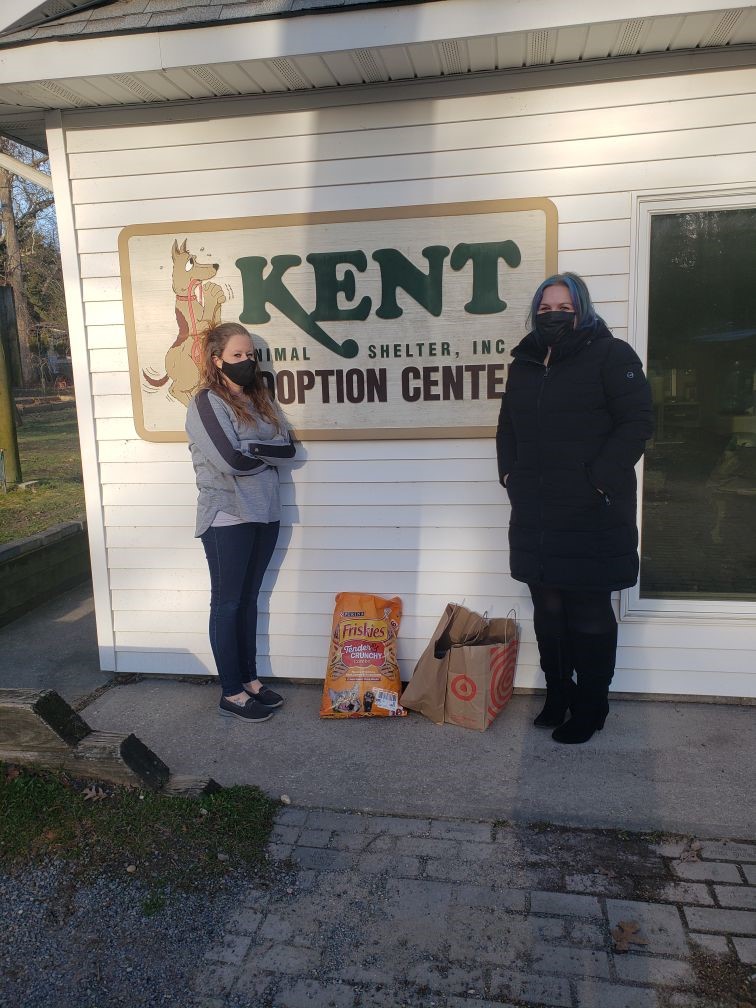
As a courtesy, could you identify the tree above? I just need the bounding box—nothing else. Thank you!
[0,138,65,387]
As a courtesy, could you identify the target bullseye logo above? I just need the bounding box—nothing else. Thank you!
[450,674,477,702]
[488,645,515,718]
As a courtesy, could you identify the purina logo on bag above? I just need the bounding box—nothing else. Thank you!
[121,199,556,442]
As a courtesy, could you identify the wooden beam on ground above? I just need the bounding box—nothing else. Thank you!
[163,775,223,798]
[0,688,90,756]
[0,688,179,791]
[64,730,170,790]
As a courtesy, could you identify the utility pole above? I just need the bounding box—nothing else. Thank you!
[0,323,21,485]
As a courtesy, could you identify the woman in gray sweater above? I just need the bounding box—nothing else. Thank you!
[185,322,295,722]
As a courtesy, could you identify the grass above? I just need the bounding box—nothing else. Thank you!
[0,405,85,544]
[0,763,279,889]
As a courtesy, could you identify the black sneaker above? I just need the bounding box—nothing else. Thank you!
[243,685,283,709]
[219,696,273,722]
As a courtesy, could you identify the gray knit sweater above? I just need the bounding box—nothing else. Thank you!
[185,389,296,536]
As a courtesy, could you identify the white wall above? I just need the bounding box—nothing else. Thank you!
[49,64,756,695]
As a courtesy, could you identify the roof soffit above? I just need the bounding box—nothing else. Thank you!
[0,0,754,152]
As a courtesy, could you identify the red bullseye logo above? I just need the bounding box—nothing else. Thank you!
[450,674,477,702]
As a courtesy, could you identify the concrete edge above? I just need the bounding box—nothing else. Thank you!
[0,520,87,562]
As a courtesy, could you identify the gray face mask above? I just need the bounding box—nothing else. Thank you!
[221,358,257,386]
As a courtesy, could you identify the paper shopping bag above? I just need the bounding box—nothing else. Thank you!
[443,613,519,731]
[400,604,499,725]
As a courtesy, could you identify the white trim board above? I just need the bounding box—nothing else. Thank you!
[45,108,116,671]
[623,182,756,624]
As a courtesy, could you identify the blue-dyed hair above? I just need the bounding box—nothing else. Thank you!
[528,272,600,330]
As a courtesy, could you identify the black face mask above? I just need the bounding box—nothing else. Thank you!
[221,358,257,387]
[534,310,575,347]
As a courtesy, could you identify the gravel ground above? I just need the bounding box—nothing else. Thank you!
[0,859,258,1008]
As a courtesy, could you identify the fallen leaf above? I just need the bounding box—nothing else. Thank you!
[612,920,648,953]
[280,794,291,805]
[82,784,108,802]
[126,865,137,874]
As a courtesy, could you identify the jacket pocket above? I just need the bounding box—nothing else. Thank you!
[584,464,611,505]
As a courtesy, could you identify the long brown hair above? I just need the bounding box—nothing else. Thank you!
[199,322,281,430]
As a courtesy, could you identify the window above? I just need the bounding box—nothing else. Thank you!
[640,206,756,603]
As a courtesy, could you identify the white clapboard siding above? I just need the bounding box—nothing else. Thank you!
[97,458,504,488]
[85,302,125,327]
[552,193,631,224]
[66,94,756,182]
[81,277,123,302]
[106,524,508,552]
[72,152,756,231]
[110,651,430,680]
[108,605,756,654]
[108,650,755,700]
[98,458,497,484]
[91,372,131,397]
[610,669,755,698]
[110,588,526,620]
[97,438,498,463]
[111,629,424,657]
[100,481,509,508]
[90,348,129,373]
[107,566,528,598]
[103,504,511,529]
[108,630,756,678]
[78,228,122,254]
[63,68,756,153]
[80,253,121,278]
[72,194,630,257]
[57,63,756,694]
[576,274,629,302]
[92,394,135,419]
[96,418,140,440]
[106,546,510,575]
[112,608,531,642]
[559,220,630,251]
[588,301,627,328]
[87,329,128,351]
[71,124,756,207]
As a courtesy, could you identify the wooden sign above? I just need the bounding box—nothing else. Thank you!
[119,199,557,441]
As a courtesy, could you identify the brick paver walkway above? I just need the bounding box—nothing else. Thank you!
[193,810,756,1008]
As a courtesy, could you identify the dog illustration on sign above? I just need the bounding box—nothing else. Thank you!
[142,238,226,406]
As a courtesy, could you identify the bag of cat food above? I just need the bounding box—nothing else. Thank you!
[320,592,406,718]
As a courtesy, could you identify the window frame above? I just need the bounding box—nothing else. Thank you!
[622,185,756,623]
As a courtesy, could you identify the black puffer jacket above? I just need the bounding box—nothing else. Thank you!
[496,320,654,591]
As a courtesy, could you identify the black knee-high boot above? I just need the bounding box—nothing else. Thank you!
[533,636,575,728]
[551,628,617,744]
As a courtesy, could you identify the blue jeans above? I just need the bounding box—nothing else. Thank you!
[200,521,280,696]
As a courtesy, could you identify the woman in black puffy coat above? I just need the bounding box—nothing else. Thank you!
[496,273,653,744]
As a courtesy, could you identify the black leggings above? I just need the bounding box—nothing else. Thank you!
[528,584,617,639]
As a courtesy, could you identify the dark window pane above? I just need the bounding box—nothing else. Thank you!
[641,208,756,600]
